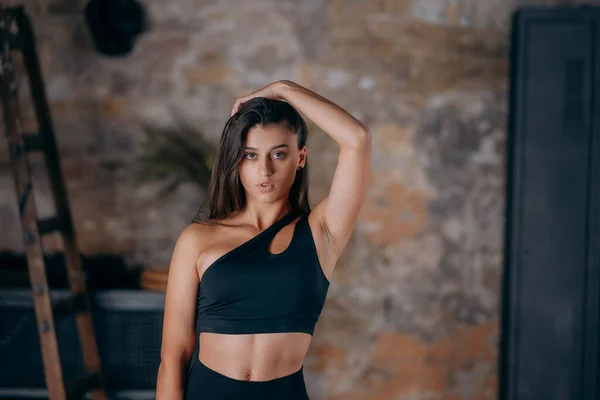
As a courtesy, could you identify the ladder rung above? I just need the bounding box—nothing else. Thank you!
[67,372,103,400]
[52,292,88,319]
[22,133,43,152]
[37,217,62,235]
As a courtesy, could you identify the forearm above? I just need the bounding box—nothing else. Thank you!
[156,358,188,400]
[276,80,370,148]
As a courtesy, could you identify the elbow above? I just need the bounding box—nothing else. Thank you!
[352,128,372,149]
[160,346,192,367]
[156,351,191,383]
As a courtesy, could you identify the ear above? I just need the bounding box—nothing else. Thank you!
[298,145,307,167]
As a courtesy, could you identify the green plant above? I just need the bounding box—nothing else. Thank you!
[132,121,215,201]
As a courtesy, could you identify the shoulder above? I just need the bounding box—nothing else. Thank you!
[183,218,225,242]
[179,220,215,243]
[173,221,220,264]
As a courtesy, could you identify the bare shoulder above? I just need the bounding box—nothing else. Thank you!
[179,220,220,272]
[182,219,219,241]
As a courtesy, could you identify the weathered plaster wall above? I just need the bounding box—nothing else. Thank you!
[0,0,593,398]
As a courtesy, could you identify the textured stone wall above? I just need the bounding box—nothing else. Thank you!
[0,0,593,398]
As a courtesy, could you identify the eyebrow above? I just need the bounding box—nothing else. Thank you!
[244,144,290,151]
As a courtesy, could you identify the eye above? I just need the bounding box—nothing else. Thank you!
[244,153,256,160]
[273,151,286,159]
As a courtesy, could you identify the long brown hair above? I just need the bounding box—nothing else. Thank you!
[192,97,311,224]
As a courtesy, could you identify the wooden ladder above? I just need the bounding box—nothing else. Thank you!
[0,5,107,400]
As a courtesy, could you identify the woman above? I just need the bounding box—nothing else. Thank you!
[156,80,372,399]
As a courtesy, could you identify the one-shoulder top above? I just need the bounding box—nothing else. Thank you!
[196,211,330,335]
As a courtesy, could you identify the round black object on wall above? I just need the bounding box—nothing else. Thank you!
[84,0,146,56]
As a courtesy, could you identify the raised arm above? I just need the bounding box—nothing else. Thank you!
[276,80,372,262]
[156,224,203,399]
[230,80,372,271]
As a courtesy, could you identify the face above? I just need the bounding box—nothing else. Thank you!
[238,123,306,203]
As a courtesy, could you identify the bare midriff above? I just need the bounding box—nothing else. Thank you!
[198,331,312,382]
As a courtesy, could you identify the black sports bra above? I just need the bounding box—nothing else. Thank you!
[196,211,330,336]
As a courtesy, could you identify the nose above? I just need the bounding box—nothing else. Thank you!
[259,157,274,177]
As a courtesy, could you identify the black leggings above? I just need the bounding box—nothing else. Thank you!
[184,356,310,400]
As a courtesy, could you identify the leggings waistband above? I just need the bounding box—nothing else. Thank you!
[185,357,309,400]
[197,358,304,387]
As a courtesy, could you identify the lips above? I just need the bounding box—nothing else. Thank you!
[257,181,275,192]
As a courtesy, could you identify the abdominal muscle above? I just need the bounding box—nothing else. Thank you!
[198,331,312,381]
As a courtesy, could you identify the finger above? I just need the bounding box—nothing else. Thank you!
[231,99,240,116]
[232,97,247,115]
